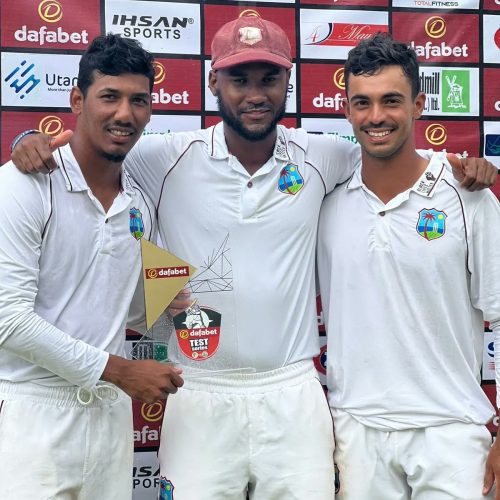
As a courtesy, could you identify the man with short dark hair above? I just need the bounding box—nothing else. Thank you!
[318,33,500,500]
[0,34,183,499]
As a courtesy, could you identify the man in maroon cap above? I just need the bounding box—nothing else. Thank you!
[10,13,497,500]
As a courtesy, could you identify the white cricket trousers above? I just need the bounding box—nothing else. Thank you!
[333,408,494,500]
[0,381,133,500]
[158,360,336,500]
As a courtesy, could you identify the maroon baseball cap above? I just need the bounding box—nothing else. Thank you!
[211,12,292,70]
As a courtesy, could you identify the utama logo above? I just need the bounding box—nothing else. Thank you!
[313,68,345,110]
[151,61,190,105]
[14,0,88,46]
[410,17,469,59]
[425,123,447,146]
[39,115,64,136]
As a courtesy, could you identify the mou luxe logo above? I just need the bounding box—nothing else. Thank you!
[425,123,447,146]
[39,115,64,136]
[306,23,387,46]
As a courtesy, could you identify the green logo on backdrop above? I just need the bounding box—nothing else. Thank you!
[442,70,469,113]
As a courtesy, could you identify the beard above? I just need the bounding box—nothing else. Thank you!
[101,151,127,163]
[103,153,127,163]
[216,91,287,142]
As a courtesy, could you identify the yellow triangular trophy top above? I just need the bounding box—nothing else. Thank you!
[140,239,197,329]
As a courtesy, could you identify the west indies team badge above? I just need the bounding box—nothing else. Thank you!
[416,208,447,241]
[159,477,174,500]
[278,163,304,195]
[129,207,144,240]
[173,304,221,361]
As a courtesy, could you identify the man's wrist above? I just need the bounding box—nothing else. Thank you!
[100,353,128,385]
[10,129,40,153]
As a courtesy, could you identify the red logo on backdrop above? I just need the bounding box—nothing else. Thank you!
[153,62,166,85]
[301,0,388,6]
[0,0,100,50]
[152,59,201,111]
[425,16,446,38]
[483,0,500,8]
[305,23,387,46]
[425,123,447,146]
[313,345,328,375]
[333,68,345,90]
[38,0,63,23]
[39,115,64,136]
[141,402,165,423]
[495,28,500,50]
[416,121,479,157]
[301,63,346,115]
[0,111,76,164]
[133,400,163,450]
[392,13,479,63]
[316,294,325,333]
[483,69,500,117]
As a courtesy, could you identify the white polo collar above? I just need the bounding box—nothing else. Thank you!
[207,122,306,163]
[55,144,135,196]
[346,151,448,199]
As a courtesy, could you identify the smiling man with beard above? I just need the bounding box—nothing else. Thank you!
[8,13,498,500]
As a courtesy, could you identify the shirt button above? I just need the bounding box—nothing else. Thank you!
[247,181,253,188]
[379,211,386,217]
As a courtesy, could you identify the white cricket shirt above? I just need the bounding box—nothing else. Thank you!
[318,152,500,429]
[125,124,360,370]
[0,144,155,389]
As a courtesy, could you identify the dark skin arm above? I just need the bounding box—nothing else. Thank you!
[101,355,184,403]
[10,130,498,190]
[483,437,500,498]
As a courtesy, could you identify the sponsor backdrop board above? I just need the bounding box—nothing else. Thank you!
[0,1,498,499]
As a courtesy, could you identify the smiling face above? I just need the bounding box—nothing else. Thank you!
[209,62,290,142]
[344,65,425,161]
[71,71,152,163]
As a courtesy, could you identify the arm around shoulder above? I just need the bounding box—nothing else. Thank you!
[308,133,361,192]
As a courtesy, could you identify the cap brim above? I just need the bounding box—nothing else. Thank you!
[212,50,292,70]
